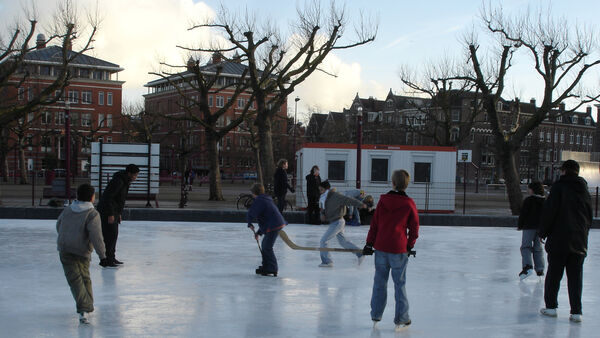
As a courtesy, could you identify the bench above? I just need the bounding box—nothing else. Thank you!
[40,179,76,206]
[125,192,159,208]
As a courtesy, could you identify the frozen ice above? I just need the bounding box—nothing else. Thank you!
[0,219,599,337]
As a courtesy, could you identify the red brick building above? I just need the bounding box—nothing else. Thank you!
[143,54,289,178]
[2,34,124,177]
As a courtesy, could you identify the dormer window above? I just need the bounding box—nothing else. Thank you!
[496,101,503,111]
[572,115,578,124]
[585,117,591,126]
[556,115,562,122]
[387,100,393,108]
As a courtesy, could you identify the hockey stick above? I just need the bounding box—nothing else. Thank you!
[250,227,262,254]
[278,230,362,253]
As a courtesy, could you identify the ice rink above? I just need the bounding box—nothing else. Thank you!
[1,219,599,337]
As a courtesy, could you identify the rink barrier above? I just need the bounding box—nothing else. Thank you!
[1,207,599,228]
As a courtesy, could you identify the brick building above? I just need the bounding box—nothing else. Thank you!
[143,54,289,178]
[1,34,124,178]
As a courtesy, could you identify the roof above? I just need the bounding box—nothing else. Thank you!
[23,46,121,70]
[145,61,251,87]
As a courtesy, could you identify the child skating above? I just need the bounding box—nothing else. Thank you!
[517,181,546,279]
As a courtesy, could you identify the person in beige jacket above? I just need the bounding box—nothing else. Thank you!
[56,183,107,324]
[318,180,366,267]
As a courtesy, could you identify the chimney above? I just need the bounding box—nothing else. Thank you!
[530,98,536,107]
[559,103,565,112]
[212,52,222,64]
[187,57,195,72]
[36,34,46,49]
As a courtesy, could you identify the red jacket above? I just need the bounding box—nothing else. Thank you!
[366,190,419,254]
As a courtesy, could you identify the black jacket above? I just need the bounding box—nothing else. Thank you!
[517,195,545,230]
[305,173,321,204]
[539,174,592,256]
[274,167,292,196]
[97,171,132,217]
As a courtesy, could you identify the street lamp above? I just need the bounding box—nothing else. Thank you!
[356,106,363,189]
[65,101,71,204]
[293,96,300,171]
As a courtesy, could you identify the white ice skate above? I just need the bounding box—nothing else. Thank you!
[569,314,582,322]
[395,320,411,331]
[540,308,557,317]
[79,312,90,324]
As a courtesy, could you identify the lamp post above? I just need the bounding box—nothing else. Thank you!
[356,106,363,189]
[65,101,71,204]
[293,96,300,174]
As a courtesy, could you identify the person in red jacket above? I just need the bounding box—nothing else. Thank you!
[363,169,419,331]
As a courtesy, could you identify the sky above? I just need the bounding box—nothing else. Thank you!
[1,0,600,123]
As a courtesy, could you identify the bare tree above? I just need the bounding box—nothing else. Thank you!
[0,0,98,126]
[460,4,600,214]
[187,1,377,185]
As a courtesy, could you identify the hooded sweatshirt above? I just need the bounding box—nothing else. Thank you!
[96,170,132,217]
[539,174,593,256]
[366,190,419,254]
[56,201,106,259]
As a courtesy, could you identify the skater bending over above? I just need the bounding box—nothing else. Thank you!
[247,183,287,276]
[362,169,419,330]
[56,184,109,324]
[318,180,366,267]
[538,160,592,323]
[517,181,545,279]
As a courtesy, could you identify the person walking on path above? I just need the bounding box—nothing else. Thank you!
[517,181,546,279]
[305,165,321,224]
[96,164,139,267]
[362,169,419,331]
[56,183,109,324]
[318,180,366,267]
[247,183,287,277]
[539,160,592,323]
[274,159,294,212]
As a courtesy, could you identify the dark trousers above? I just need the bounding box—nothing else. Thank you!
[306,200,320,224]
[544,252,585,314]
[261,230,280,273]
[101,214,119,261]
[276,193,286,212]
[60,252,93,313]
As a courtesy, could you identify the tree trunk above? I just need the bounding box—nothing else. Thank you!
[206,132,224,201]
[252,146,263,185]
[256,116,275,189]
[18,145,28,185]
[1,152,7,182]
[498,147,523,215]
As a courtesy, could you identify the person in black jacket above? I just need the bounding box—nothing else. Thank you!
[305,165,321,224]
[273,159,294,212]
[538,160,592,323]
[517,181,545,279]
[96,164,139,267]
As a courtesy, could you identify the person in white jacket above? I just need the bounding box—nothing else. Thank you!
[56,183,107,324]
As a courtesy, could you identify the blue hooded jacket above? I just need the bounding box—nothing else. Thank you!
[246,194,287,235]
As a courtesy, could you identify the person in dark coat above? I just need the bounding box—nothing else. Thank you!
[273,159,294,212]
[517,181,545,279]
[96,164,139,267]
[247,183,287,277]
[538,160,592,323]
[305,165,321,224]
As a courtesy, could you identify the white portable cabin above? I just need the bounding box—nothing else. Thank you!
[295,143,457,213]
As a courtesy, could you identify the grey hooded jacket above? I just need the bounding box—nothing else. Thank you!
[56,201,106,259]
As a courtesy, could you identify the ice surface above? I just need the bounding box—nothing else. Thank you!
[0,220,598,337]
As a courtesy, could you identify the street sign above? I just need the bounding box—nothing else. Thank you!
[458,150,472,163]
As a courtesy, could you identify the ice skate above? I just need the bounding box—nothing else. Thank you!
[536,270,544,276]
[319,262,333,268]
[255,267,277,277]
[569,314,582,322]
[79,312,90,324]
[113,258,124,265]
[395,320,411,331]
[519,265,533,280]
[372,319,380,328]
[540,308,557,317]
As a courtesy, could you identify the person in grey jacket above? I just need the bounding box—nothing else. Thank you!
[318,180,366,267]
[56,184,108,324]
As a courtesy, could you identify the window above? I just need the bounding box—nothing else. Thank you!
[98,137,103,143]
[68,90,79,103]
[107,114,112,127]
[583,136,587,146]
[79,68,89,78]
[106,136,112,143]
[41,111,51,124]
[554,131,558,142]
[216,96,224,108]
[93,70,103,80]
[208,96,213,107]
[539,131,544,142]
[450,127,459,142]
[570,133,574,144]
[327,160,346,181]
[82,91,92,104]
[576,134,580,145]
[40,66,51,76]
[41,136,52,152]
[560,132,564,143]
[589,136,593,146]
[28,87,34,101]
[98,114,104,127]
[98,92,104,105]
[585,117,591,126]
[572,115,578,124]
[55,90,63,101]
[237,98,245,108]
[546,150,551,161]
[371,158,389,182]
[107,92,113,106]
[556,115,562,122]
[18,88,25,100]
[55,112,64,125]
[27,112,34,122]
[414,162,431,183]
[546,132,551,142]
[451,109,461,122]
[81,113,91,127]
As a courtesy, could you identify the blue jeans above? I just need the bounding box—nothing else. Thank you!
[319,218,361,264]
[261,230,280,273]
[520,229,545,271]
[371,251,410,325]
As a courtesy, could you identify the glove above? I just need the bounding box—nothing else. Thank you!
[407,246,416,257]
[362,244,374,255]
[247,223,254,229]
[99,258,110,267]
